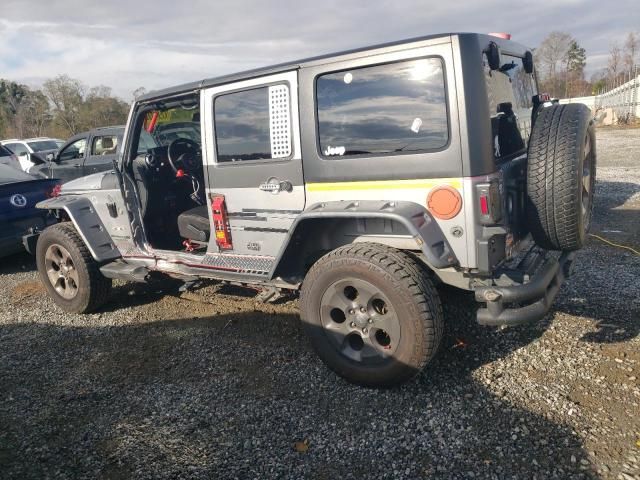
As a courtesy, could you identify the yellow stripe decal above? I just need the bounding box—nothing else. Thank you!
[306,178,463,192]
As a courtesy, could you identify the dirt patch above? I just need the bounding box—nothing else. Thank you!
[10,280,45,303]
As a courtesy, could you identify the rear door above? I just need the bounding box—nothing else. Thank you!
[201,71,305,261]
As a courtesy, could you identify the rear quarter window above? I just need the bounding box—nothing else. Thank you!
[315,57,449,158]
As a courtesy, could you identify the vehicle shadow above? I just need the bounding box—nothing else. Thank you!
[0,251,37,275]
[0,292,598,479]
[553,179,640,344]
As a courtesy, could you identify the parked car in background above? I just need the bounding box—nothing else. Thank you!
[1,137,63,171]
[0,144,20,169]
[35,126,124,182]
[0,164,59,257]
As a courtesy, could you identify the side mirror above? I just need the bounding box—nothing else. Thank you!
[523,50,534,74]
[484,41,501,71]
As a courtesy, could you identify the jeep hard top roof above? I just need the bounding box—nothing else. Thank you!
[138,32,530,103]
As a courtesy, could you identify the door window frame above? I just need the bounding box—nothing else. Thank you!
[58,138,87,163]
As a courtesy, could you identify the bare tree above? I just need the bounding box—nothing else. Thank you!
[623,32,639,73]
[535,31,572,97]
[42,75,86,136]
[608,42,623,84]
[132,86,147,101]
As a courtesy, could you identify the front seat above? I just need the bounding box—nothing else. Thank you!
[178,205,210,242]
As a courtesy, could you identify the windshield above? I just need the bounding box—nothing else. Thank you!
[135,102,201,155]
[27,140,60,152]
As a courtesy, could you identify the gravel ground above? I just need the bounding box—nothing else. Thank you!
[1,127,639,480]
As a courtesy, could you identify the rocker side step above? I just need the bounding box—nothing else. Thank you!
[100,260,150,282]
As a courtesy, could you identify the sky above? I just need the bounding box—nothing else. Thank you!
[1,0,638,100]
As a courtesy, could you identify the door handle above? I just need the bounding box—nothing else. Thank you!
[259,179,292,193]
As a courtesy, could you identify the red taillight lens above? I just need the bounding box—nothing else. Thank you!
[46,184,62,198]
[479,194,489,216]
[476,181,502,225]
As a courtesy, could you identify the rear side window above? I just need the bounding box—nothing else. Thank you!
[214,84,292,162]
[91,135,119,155]
[316,58,448,158]
[485,54,536,159]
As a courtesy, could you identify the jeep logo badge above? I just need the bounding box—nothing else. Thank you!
[10,194,27,208]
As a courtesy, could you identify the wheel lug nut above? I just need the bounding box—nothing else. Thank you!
[360,306,366,313]
[368,318,373,324]
[362,328,368,334]
[350,322,356,328]
[348,309,355,315]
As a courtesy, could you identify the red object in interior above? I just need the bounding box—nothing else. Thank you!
[488,32,511,40]
[211,195,233,250]
[176,169,185,178]
[146,111,159,133]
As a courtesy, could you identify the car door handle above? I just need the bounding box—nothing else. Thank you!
[259,179,292,193]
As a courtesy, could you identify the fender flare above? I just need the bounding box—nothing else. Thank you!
[36,196,121,262]
[270,200,457,277]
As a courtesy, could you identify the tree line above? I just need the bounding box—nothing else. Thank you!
[536,31,639,98]
[0,75,131,141]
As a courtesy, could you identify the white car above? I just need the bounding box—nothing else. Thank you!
[0,138,64,172]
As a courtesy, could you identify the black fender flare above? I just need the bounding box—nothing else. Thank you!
[36,196,121,262]
[270,200,457,278]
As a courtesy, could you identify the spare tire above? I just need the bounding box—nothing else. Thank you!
[526,103,596,251]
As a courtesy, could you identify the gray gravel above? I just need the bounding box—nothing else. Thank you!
[1,127,639,480]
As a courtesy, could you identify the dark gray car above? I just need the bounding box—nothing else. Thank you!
[32,126,124,182]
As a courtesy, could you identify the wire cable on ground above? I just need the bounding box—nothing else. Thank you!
[589,233,640,256]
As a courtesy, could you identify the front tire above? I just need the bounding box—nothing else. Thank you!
[299,243,443,387]
[36,223,112,313]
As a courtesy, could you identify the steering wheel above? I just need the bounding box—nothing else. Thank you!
[167,138,202,174]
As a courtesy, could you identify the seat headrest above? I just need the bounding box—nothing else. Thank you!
[102,137,114,149]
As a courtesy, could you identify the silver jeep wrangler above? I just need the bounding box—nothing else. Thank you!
[32,33,596,387]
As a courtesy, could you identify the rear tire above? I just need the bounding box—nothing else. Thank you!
[526,103,596,251]
[299,243,443,387]
[36,222,112,313]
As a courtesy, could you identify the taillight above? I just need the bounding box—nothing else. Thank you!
[46,184,62,198]
[211,194,233,250]
[476,181,502,225]
[479,194,489,216]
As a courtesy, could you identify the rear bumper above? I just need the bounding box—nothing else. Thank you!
[474,251,576,326]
